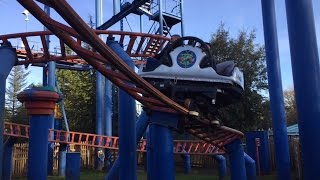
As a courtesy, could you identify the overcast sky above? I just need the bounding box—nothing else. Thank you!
[0,0,319,91]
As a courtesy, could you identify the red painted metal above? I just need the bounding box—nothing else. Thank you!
[0,30,169,66]
[4,122,223,155]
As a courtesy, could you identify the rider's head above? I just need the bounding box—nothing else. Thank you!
[170,34,181,42]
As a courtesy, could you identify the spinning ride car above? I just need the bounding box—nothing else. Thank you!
[138,36,244,122]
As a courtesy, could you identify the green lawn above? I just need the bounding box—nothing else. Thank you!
[13,170,277,180]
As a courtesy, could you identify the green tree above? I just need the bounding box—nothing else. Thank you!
[209,25,270,131]
[5,66,30,123]
[284,88,297,125]
[56,69,96,133]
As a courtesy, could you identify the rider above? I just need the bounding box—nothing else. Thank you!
[144,34,181,71]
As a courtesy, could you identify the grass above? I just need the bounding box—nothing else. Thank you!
[13,170,278,180]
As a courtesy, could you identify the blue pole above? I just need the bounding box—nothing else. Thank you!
[104,76,112,169]
[66,152,81,180]
[43,67,47,86]
[212,155,227,180]
[18,88,60,180]
[0,45,16,179]
[261,1,291,179]
[244,153,256,180]
[225,139,246,180]
[285,0,320,179]
[147,112,177,180]
[44,4,55,175]
[29,115,52,179]
[105,111,149,180]
[107,39,136,180]
[58,144,67,177]
[181,153,191,174]
[95,0,104,170]
[3,138,15,180]
[179,0,184,37]
[158,0,164,36]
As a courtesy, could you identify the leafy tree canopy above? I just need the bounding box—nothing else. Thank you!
[209,24,271,131]
[56,69,96,133]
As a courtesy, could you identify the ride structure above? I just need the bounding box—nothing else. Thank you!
[0,0,249,179]
[1,0,319,180]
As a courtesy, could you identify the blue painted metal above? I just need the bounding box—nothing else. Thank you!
[104,77,112,169]
[42,67,48,86]
[113,0,119,15]
[212,155,227,180]
[56,80,70,133]
[140,15,143,33]
[47,124,55,175]
[58,144,67,177]
[95,0,105,170]
[44,4,56,175]
[261,0,291,179]
[147,111,178,180]
[3,138,15,180]
[181,153,191,174]
[66,152,81,180]
[285,0,320,179]
[28,115,52,180]
[225,139,246,180]
[105,111,149,180]
[0,45,16,179]
[244,153,256,180]
[245,131,271,174]
[158,0,163,36]
[97,0,149,30]
[107,39,136,180]
[179,0,184,37]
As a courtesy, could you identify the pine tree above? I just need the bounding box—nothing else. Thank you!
[5,66,30,122]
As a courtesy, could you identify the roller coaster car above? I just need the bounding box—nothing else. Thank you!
[138,36,244,115]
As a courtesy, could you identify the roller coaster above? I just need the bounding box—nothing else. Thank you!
[0,0,248,179]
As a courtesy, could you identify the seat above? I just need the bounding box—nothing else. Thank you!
[144,57,162,72]
[216,61,235,76]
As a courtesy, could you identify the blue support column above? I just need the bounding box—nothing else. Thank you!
[104,77,112,169]
[105,111,149,180]
[0,44,16,179]
[225,139,246,180]
[158,0,164,36]
[95,0,104,170]
[58,144,67,177]
[181,153,191,174]
[44,4,56,175]
[179,0,185,37]
[285,0,320,179]
[107,39,136,180]
[17,88,61,180]
[66,152,81,180]
[212,155,227,180]
[147,111,178,180]
[55,118,67,177]
[43,67,48,86]
[261,1,291,179]
[3,138,15,180]
[29,115,52,179]
[244,153,256,180]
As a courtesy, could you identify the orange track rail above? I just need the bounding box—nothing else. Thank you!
[4,122,224,155]
[0,30,165,66]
